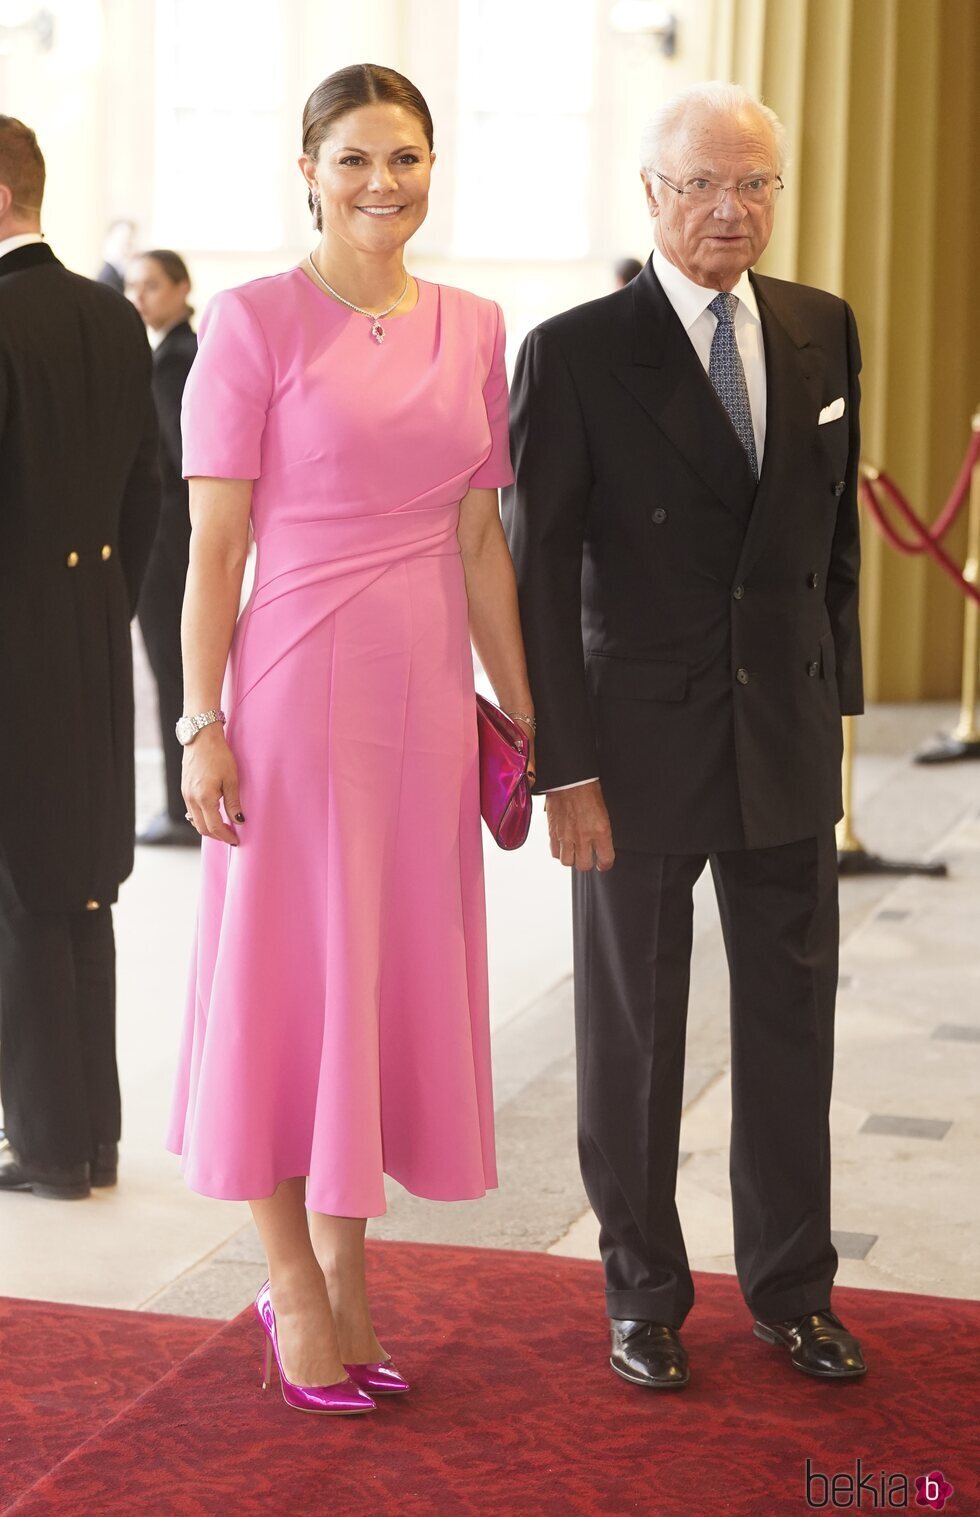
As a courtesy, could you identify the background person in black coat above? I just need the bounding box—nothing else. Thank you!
[504,82,867,1389]
[95,216,136,293]
[126,250,200,845]
[0,117,159,1200]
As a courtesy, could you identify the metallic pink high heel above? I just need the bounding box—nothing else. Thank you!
[344,1358,411,1395]
[255,1282,375,1415]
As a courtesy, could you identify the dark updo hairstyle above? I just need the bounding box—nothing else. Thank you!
[302,64,435,232]
[138,248,193,316]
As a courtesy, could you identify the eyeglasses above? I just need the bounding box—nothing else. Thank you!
[655,172,784,208]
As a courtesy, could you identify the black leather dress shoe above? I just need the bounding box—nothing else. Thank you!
[91,1142,118,1187]
[610,1319,689,1389]
[0,1134,90,1200]
[137,812,200,847]
[753,1309,867,1378]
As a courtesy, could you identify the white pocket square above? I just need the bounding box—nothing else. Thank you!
[818,397,845,424]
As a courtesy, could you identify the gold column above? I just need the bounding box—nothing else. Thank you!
[715,0,980,700]
[950,413,980,744]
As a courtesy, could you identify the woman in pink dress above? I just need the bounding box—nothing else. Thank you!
[166,65,536,1415]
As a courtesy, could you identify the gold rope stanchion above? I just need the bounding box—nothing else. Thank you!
[916,406,980,763]
[836,711,946,876]
[835,716,863,856]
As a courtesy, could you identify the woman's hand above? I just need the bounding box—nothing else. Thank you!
[513,718,536,788]
[181,725,245,846]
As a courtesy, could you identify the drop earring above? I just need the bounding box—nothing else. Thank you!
[311,190,321,230]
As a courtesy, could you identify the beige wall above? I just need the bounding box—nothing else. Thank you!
[5,0,977,697]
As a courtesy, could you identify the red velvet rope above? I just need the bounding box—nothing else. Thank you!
[858,429,980,607]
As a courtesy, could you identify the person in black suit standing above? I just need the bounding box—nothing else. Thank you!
[504,82,867,1387]
[95,217,136,293]
[0,117,159,1200]
[126,250,200,846]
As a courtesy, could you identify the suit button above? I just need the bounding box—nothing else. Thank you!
[733,584,745,600]
[651,507,668,524]
[807,660,820,677]
[85,899,100,911]
[101,544,112,561]
[66,551,79,568]
[833,481,846,497]
[807,572,819,588]
[736,667,749,685]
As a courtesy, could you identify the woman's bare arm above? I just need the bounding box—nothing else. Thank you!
[457,486,536,781]
[180,477,252,844]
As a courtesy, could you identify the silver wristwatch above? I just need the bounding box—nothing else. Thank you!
[175,709,226,746]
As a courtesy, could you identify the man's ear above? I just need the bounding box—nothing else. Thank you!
[641,171,659,219]
[0,183,13,219]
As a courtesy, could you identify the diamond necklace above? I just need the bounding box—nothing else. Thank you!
[306,253,410,344]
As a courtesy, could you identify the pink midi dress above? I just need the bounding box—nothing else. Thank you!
[165,269,512,1216]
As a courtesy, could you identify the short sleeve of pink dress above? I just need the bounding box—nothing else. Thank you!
[181,290,273,479]
[167,272,512,1217]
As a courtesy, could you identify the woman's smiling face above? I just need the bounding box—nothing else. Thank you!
[301,103,434,254]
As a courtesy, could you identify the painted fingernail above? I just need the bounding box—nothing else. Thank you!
[234,812,245,823]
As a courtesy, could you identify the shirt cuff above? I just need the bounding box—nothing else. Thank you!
[539,777,599,793]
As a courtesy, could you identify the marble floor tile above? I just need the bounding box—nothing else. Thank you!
[859,1114,953,1141]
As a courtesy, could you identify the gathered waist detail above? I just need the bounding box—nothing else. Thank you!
[252,502,461,608]
[229,490,469,711]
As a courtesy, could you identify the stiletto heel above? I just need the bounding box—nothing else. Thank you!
[254,1281,375,1415]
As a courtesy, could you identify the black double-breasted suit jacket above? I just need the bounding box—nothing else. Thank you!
[0,242,160,912]
[503,257,863,855]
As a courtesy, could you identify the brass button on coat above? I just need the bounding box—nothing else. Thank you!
[807,661,820,677]
[66,551,79,568]
[833,481,846,497]
[651,507,668,524]
[736,667,749,685]
[101,544,112,560]
[733,584,745,600]
[85,898,100,911]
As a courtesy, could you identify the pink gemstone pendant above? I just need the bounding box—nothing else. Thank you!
[371,321,385,344]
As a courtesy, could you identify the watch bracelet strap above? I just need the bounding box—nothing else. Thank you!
[192,708,224,729]
[181,709,225,736]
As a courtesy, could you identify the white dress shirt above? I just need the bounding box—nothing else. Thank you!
[544,250,767,795]
[0,231,45,260]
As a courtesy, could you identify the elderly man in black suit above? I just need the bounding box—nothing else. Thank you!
[0,117,159,1199]
[504,82,867,1387]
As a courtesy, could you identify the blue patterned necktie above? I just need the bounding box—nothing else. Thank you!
[707,292,758,479]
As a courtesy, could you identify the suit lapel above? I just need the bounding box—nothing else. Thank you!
[613,262,758,519]
[734,273,826,580]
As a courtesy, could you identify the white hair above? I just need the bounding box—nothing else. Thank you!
[639,81,786,178]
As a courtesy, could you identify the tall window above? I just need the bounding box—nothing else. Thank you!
[154,0,286,251]
[452,0,596,259]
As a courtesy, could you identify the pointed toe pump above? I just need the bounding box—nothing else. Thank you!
[255,1282,376,1415]
[344,1358,411,1395]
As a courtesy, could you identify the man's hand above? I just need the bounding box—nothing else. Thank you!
[544,780,615,872]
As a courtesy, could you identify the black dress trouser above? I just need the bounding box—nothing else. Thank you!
[572,830,839,1328]
[0,856,120,1167]
[137,546,186,823]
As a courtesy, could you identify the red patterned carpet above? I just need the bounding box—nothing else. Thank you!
[3,1243,978,1516]
[0,1297,215,1510]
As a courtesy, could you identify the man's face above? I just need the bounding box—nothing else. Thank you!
[644,108,779,290]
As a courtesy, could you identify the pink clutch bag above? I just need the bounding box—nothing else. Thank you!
[476,695,532,850]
